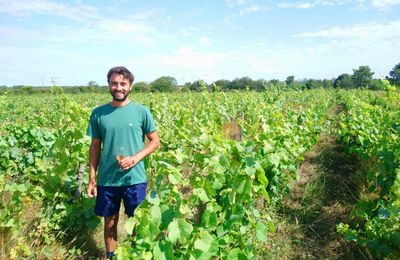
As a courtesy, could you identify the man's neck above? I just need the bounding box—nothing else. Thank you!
[110,99,130,107]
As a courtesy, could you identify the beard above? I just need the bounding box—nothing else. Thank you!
[110,89,130,102]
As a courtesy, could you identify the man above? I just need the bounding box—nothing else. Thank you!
[86,66,160,259]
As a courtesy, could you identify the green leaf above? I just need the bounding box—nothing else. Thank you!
[168,172,182,185]
[160,205,175,230]
[268,221,276,234]
[194,231,214,252]
[174,148,187,164]
[193,188,210,202]
[227,248,241,259]
[260,188,270,204]
[256,222,267,242]
[153,242,165,260]
[149,221,161,241]
[252,208,260,218]
[167,219,180,244]
[150,205,162,225]
[148,190,160,205]
[244,166,256,176]
[125,217,136,234]
[208,156,225,174]
[268,153,280,167]
[219,155,230,167]
[237,180,246,194]
[256,167,269,187]
[178,218,193,240]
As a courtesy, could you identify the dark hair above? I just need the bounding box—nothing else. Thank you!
[107,66,134,84]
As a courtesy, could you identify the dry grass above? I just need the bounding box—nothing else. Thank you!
[221,119,242,141]
[273,133,372,259]
[267,102,373,259]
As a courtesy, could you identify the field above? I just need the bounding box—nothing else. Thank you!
[0,88,399,259]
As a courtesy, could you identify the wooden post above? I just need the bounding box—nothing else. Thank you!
[73,163,86,199]
[240,112,245,141]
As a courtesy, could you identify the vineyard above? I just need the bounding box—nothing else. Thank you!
[0,88,399,259]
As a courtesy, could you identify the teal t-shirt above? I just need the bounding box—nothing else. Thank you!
[87,101,156,186]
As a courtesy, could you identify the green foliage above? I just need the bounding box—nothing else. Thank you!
[386,62,400,87]
[351,65,374,88]
[186,79,208,92]
[285,76,294,85]
[2,88,399,258]
[133,81,151,92]
[87,80,99,88]
[334,73,353,89]
[336,89,400,257]
[305,79,320,89]
[112,90,334,258]
[213,79,231,91]
[150,76,178,92]
[0,92,99,258]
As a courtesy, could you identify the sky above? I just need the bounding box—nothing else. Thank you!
[0,0,399,86]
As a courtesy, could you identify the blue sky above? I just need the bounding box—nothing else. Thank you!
[0,0,399,86]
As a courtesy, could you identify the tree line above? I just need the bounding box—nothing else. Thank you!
[1,62,399,94]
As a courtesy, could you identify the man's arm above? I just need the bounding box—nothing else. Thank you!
[119,130,160,171]
[87,138,101,197]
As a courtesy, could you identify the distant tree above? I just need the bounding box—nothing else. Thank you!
[210,83,221,92]
[352,66,374,88]
[334,74,353,88]
[231,77,253,90]
[269,79,280,86]
[199,80,208,92]
[133,81,150,92]
[21,86,34,94]
[254,79,267,91]
[368,79,385,90]
[305,79,320,89]
[182,82,193,91]
[386,62,400,87]
[150,76,178,92]
[186,80,207,92]
[87,80,99,88]
[322,78,334,88]
[285,75,294,85]
[180,86,190,92]
[213,79,230,91]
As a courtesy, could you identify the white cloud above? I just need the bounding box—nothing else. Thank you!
[154,47,229,69]
[0,0,99,21]
[277,1,317,9]
[371,0,400,8]
[125,47,234,83]
[277,0,364,9]
[298,3,314,8]
[200,37,212,47]
[296,20,400,40]
[239,5,263,15]
[225,0,253,6]
[0,1,163,48]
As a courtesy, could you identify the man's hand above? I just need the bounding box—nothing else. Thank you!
[118,156,137,171]
[87,181,97,197]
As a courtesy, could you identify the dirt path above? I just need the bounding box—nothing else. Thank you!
[270,107,371,259]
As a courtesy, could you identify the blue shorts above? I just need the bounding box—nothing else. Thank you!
[95,182,147,217]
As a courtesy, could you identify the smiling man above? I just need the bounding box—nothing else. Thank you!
[86,66,160,259]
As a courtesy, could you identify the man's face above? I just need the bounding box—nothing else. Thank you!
[109,73,132,102]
